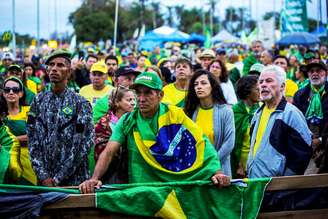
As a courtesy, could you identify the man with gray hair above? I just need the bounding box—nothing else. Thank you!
[242,40,264,75]
[246,65,312,178]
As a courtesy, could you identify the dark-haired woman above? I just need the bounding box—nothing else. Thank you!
[24,63,43,92]
[209,59,238,105]
[231,75,260,178]
[184,70,235,176]
[2,77,37,184]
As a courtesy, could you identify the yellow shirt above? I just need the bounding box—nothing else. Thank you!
[162,83,187,108]
[241,106,251,171]
[79,84,112,106]
[7,106,37,185]
[26,79,38,94]
[253,106,275,156]
[195,107,214,144]
[285,79,298,98]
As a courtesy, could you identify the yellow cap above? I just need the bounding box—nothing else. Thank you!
[91,61,108,74]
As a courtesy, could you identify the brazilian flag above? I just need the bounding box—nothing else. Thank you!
[116,103,221,183]
[99,104,270,218]
[0,123,21,183]
[96,179,270,218]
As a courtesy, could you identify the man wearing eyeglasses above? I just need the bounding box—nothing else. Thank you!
[26,49,94,186]
[293,62,328,173]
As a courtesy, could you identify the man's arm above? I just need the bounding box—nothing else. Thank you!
[79,140,121,194]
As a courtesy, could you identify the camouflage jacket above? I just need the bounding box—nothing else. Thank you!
[27,88,94,186]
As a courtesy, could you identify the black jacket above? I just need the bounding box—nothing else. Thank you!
[293,82,328,137]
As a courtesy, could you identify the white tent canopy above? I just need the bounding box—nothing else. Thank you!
[152,26,190,38]
[211,30,239,43]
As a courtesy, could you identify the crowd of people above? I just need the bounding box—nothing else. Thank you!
[0,40,327,194]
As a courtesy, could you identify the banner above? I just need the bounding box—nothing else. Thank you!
[280,0,309,35]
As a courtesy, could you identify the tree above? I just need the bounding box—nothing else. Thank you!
[69,0,164,43]
[179,7,203,34]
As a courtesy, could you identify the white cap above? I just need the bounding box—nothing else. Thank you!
[2,52,14,61]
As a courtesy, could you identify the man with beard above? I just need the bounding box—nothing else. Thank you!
[242,40,264,75]
[27,49,94,186]
[246,65,312,178]
[105,55,118,86]
[293,62,328,173]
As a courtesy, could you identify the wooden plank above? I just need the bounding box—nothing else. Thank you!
[266,174,328,191]
[258,209,328,219]
[46,194,95,209]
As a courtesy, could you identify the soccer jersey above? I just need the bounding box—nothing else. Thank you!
[162,83,187,108]
[79,84,112,106]
[195,107,214,144]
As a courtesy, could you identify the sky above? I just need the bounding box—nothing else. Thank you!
[0,0,326,39]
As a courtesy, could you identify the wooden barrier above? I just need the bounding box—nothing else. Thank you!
[43,174,328,218]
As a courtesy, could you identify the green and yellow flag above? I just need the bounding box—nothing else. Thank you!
[116,104,221,183]
[97,178,270,218]
[101,103,271,217]
[0,124,21,183]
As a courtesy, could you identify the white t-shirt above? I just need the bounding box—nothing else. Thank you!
[220,80,238,105]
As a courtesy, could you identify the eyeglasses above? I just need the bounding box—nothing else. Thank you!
[3,87,21,94]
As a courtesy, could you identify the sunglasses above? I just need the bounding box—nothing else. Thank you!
[3,87,21,94]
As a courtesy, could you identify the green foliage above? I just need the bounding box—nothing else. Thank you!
[69,0,164,43]
[0,32,33,48]
[179,7,203,34]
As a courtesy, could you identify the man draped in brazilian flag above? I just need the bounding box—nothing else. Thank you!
[80,71,230,191]
[79,72,269,218]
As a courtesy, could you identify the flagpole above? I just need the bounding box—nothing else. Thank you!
[273,0,276,43]
[113,0,119,55]
[37,0,40,54]
[12,0,16,58]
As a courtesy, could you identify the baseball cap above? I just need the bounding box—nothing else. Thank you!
[306,62,327,72]
[90,61,108,74]
[2,52,14,61]
[304,52,315,60]
[115,65,141,77]
[4,76,24,90]
[216,48,226,55]
[130,72,163,91]
[45,49,72,65]
[200,49,215,59]
[249,63,265,74]
[8,64,23,72]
